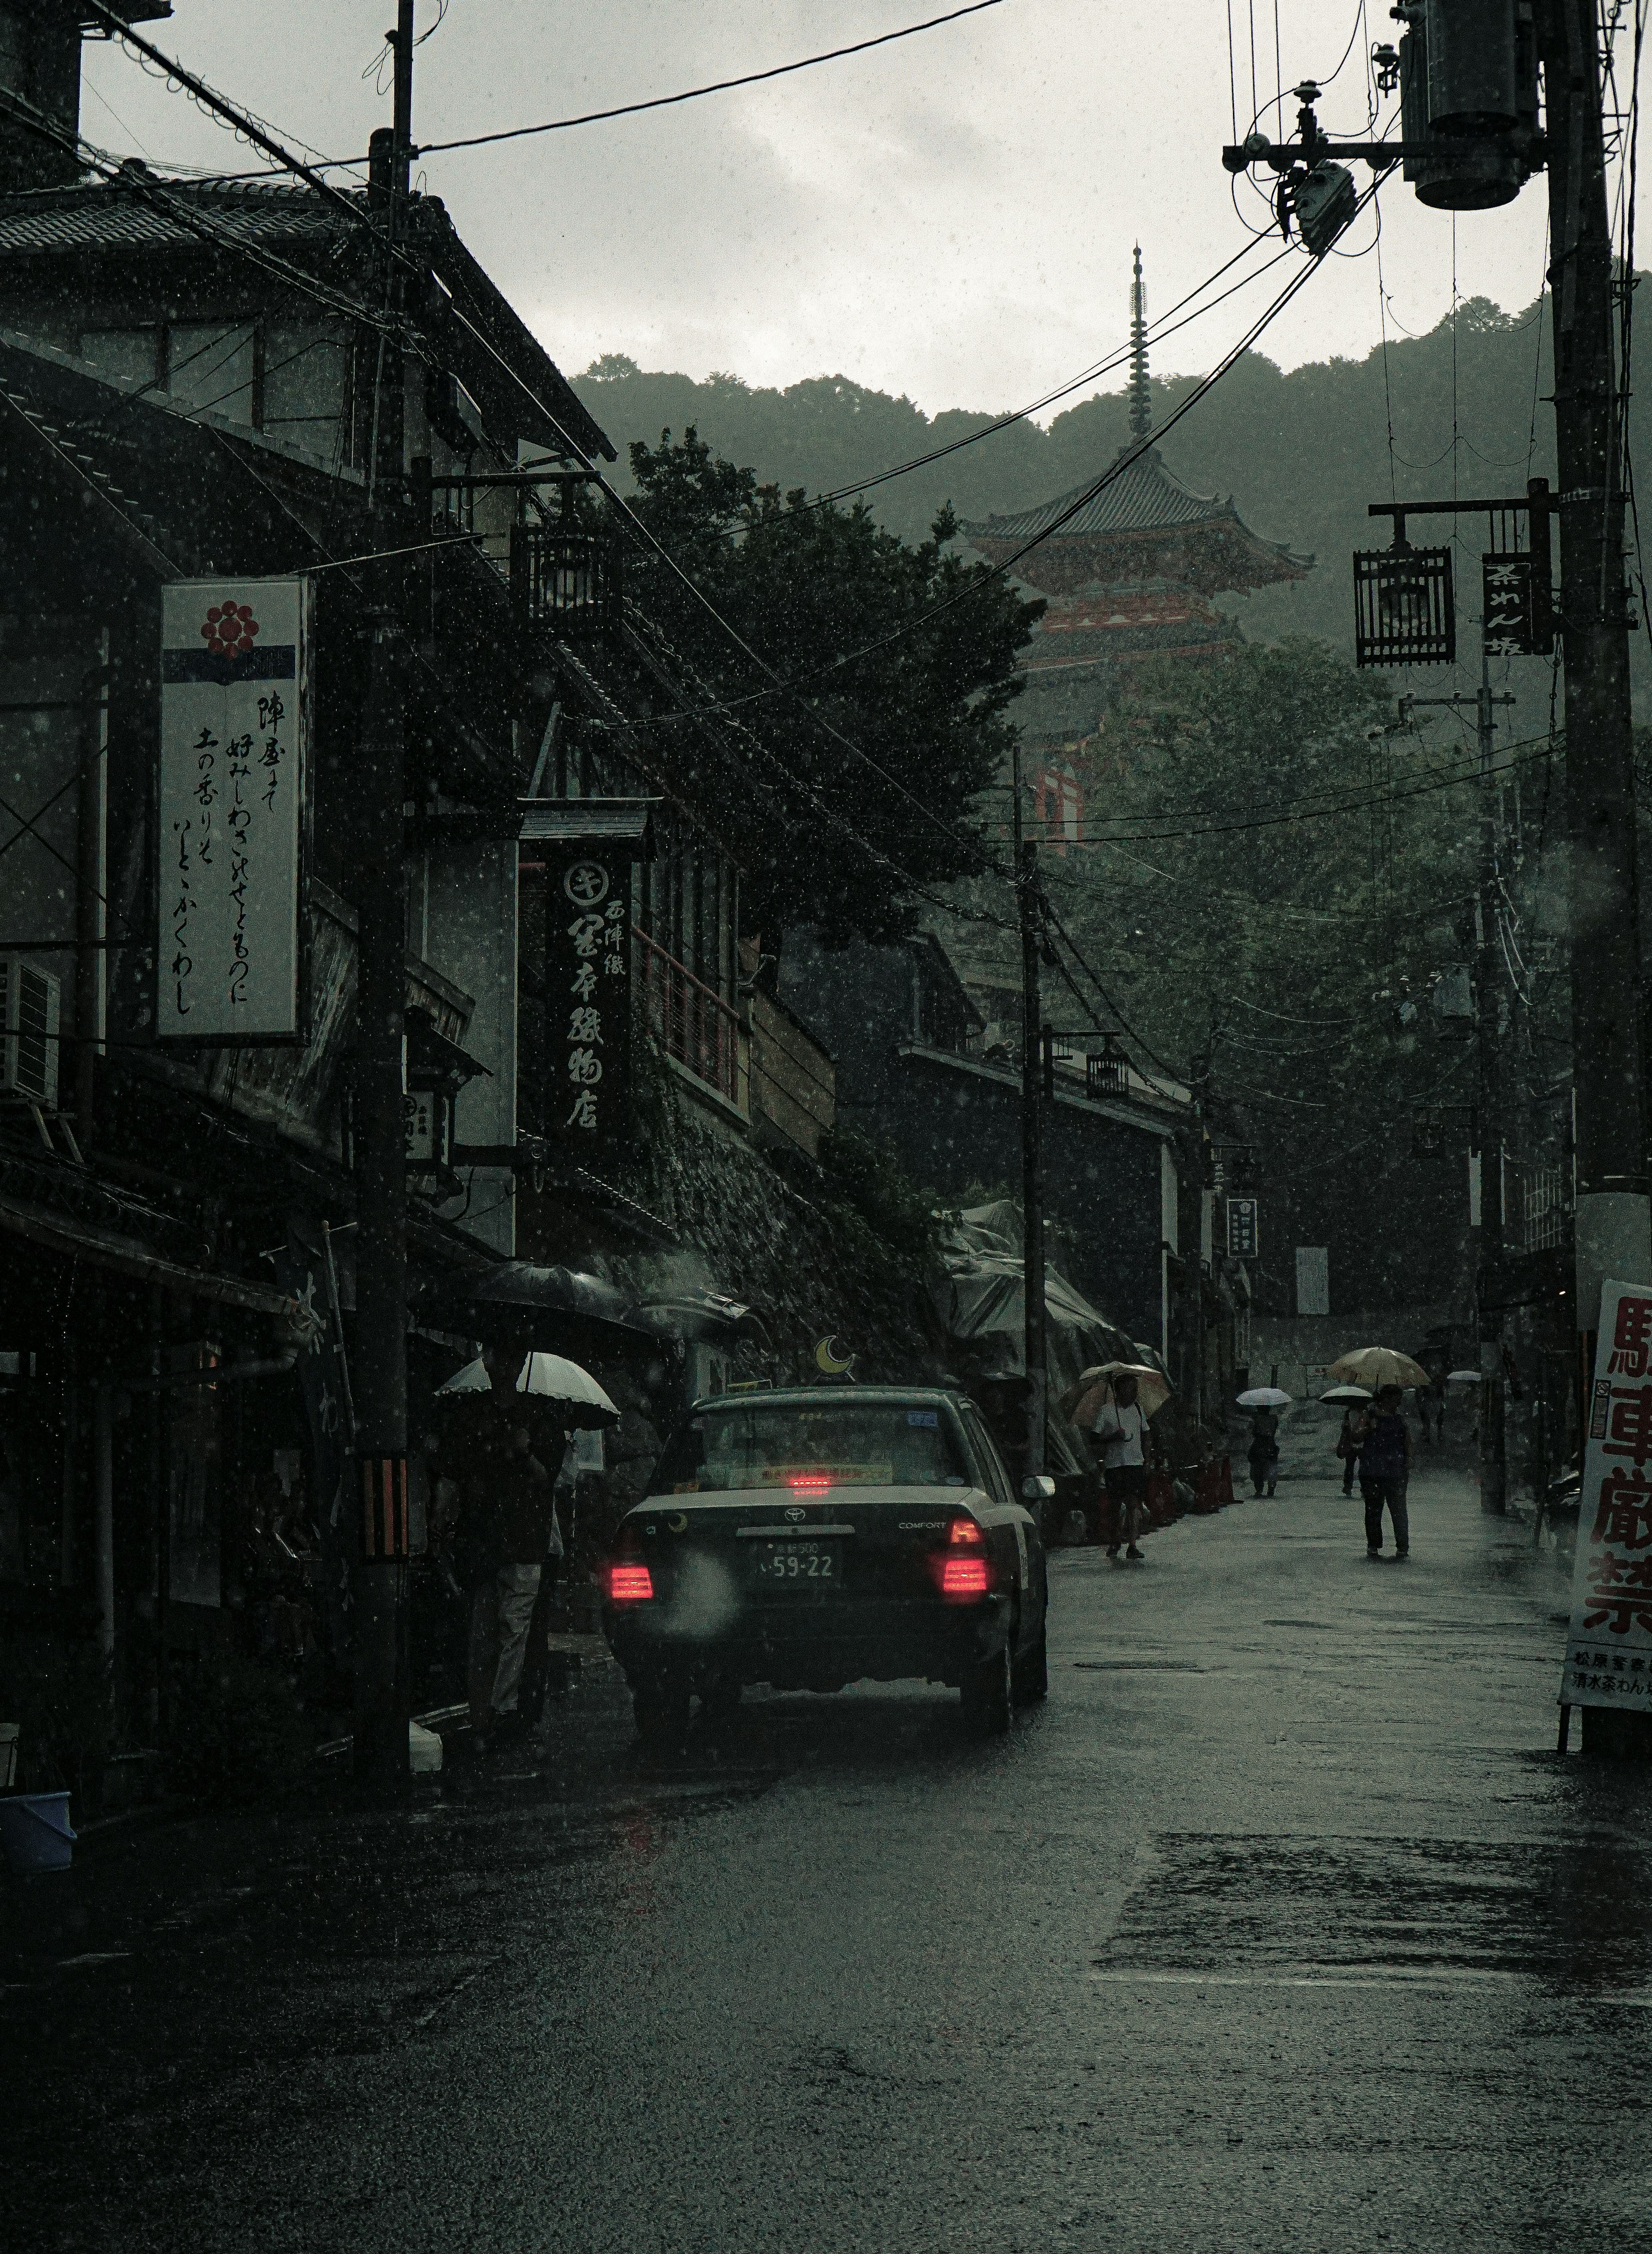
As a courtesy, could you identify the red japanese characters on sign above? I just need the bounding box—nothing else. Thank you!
[1562,1284,1652,1710]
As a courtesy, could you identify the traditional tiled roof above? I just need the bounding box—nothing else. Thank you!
[0,172,615,462]
[960,444,1234,543]
[0,178,337,254]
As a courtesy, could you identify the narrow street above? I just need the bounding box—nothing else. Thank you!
[6,1460,1649,2254]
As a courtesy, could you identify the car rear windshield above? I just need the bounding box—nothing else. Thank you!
[653,1401,972,1494]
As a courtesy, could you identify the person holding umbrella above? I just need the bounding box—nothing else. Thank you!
[1321,1384,1373,1497]
[1092,1371,1151,1560]
[1061,1362,1172,1556]
[1352,1383,1413,1560]
[441,1349,618,1752]
[1237,1385,1290,1498]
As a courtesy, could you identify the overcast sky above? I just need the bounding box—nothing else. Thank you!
[82,0,1623,419]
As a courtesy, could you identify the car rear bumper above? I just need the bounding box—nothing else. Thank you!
[604,1591,1011,1693]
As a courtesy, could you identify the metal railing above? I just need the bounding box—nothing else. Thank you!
[636,929,740,1106]
[1519,1160,1569,1252]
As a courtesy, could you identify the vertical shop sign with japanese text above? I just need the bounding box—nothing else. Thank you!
[545,847,631,1153]
[1560,1281,1652,1710]
[157,577,308,1041]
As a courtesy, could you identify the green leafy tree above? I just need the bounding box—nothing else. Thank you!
[1054,639,1495,1306]
[614,428,1041,942]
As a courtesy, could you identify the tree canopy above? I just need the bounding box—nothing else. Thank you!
[615,427,1041,942]
[1050,639,1554,1309]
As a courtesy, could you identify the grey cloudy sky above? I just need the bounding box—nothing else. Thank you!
[82,1,1606,417]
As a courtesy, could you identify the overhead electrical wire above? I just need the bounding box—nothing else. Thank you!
[90,0,1365,886]
[84,0,1427,982]
[123,0,1008,179]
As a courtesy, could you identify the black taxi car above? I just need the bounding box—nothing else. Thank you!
[601,1386,1049,1741]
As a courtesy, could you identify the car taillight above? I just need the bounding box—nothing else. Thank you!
[940,1555,991,1599]
[789,1473,832,1492]
[605,1561,654,1603]
[948,1517,984,1544]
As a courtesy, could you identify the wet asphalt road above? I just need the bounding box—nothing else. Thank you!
[7,1459,1652,2253]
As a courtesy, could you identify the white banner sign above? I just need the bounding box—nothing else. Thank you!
[158,577,308,1041]
[1560,1278,1652,1712]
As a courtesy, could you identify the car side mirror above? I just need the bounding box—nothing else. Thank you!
[1022,1474,1056,1501]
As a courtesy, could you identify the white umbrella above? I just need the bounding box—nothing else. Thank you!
[1237,1386,1292,1408]
[1446,1368,1484,1384]
[515,1351,620,1430]
[1319,1383,1374,1405]
[436,1355,491,1395]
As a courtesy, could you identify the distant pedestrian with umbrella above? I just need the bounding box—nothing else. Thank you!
[1323,1351,1427,1559]
[1353,1383,1413,1560]
[1237,1384,1290,1498]
[1321,1383,1373,1497]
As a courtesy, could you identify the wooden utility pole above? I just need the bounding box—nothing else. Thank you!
[351,0,416,1787]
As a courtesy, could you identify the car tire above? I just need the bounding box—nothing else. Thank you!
[962,1640,1013,1735]
[1012,1620,1049,1704]
[633,1679,690,1747]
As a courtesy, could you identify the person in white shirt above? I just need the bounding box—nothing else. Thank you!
[1091,1374,1149,1560]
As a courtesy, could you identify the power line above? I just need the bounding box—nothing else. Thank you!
[798,234,1297,513]
[128,1,1008,178]
[416,0,1007,157]
[1032,733,1560,848]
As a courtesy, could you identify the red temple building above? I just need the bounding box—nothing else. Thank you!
[958,250,1312,846]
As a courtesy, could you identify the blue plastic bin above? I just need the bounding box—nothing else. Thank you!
[0,1791,76,1874]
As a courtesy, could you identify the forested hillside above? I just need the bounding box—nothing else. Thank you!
[573,292,1565,659]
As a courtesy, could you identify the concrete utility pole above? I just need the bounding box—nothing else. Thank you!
[1540,0,1651,1331]
[1410,665,1517,1510]
[1014,761,1048,1481]
[1540,0,1651,1754]
[351,0,416,1788]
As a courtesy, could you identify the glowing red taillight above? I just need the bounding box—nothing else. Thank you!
[789,1473,832,1492]
[940,1555,991,1599]
[605,1561,654,1603]
[948,1517,985,1545]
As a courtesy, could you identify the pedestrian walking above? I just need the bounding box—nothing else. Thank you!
[1335,1405,1362,1496]
[1247,1405,1280,1498]
[1355,1384,1412,1559]
[465,1417,557,1753]
[1091,1373,1150,1561]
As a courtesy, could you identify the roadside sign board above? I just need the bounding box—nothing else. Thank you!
[544,845,632,1154]
[157,577,309,1041]
[1227,1198,1258,1259]
[1559,1279,1652,1713]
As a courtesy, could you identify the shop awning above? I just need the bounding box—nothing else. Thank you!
[518,799,657,854]
[0,1193,302,1320]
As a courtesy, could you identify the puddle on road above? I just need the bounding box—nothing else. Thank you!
[1091,1832,1652,1999]
[1073,1660,1205,1673]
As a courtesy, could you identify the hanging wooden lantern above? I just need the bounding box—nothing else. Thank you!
[1353,544,1455,667]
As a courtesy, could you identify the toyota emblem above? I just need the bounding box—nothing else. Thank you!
[785,1505,806,1522]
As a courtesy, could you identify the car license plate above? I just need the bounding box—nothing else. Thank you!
[750,1539,841,1589]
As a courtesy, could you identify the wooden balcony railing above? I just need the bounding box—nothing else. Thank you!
[636,929,740,1106]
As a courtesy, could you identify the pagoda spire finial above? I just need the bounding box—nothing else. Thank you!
[1127,244,1152,441]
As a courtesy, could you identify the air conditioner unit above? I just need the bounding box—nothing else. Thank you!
[0,958,61,1110]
